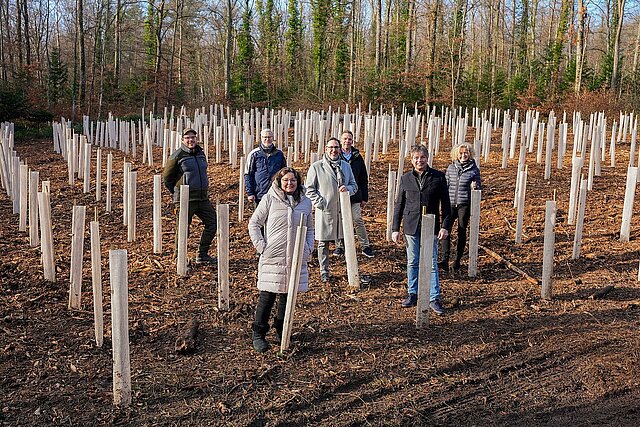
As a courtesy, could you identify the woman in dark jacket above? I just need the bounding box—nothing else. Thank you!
[440,143,481,271]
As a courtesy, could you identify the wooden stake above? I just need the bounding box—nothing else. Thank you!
[153,175,162,254]
[19,164,28,231]
[541,201,556,299]
[106,153,113,212]
[96,148,102,201]
[280,215,307,351]
[28,170,39,247]
[217,204,230,310]
[37,191,55,282]
[238,156,245,222]
[573,178,588,259]
[620,166,637,242]
[177,185,189,276]
[127,171,136,242]
[69,205,86,310]
[110,249,131,407]
[340,191,360,289]
[386,166,396,241]
[468,189,481,277]
[90,220,104,347]
[416,213,435,330]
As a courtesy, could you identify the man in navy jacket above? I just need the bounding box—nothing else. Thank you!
[245,128,286,206]
[392,145,451,314]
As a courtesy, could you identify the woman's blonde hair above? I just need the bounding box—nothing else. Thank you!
[450,142,475,162]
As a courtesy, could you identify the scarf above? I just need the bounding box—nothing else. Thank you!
[324,153,344,187]
[455,159,473,175]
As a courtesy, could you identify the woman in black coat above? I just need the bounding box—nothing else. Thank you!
[440,143,482,271]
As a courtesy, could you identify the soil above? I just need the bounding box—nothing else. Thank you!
[1,132,639,426]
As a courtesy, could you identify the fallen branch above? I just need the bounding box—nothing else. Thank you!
[479,245,540,285]
[588,285,614,300]
[175,318,199,354]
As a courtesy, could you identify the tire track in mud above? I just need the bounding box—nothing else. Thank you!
[410,336,627,423]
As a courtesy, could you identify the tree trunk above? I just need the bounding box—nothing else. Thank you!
[22,0,30,65]
[528,0,538,84]
[610,0,626,90]
[375,0,381,71]
[490,0,500,108]
[153,0,166,113]
[113,0,121,87]
[168,0,179,102]
[405,0,414,75]
[348,0,355,102]
[425,0,439,103]
[224,0,232,100]
[574,0,585,94]
[16,0,23,68]
[0,0,5,81]
[77,0,86,111]
[88,0,104,117]
[633,13,640,79]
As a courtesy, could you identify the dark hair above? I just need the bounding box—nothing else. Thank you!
[326,137,341,146]
[273,167,304,202]
[341,130,353,137]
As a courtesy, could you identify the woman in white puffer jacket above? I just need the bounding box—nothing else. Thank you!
[248,167,314,353]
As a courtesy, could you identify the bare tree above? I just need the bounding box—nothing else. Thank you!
[114,0,121,86]
[575,0,586,94]
[425,0,440,103]
[610,0,626,90]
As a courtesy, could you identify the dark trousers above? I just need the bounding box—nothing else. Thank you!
[175,199,217,256]
[253,291,287,335]
[440,204,470,265]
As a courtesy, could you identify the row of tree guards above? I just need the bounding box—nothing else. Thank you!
[1,103,640,406]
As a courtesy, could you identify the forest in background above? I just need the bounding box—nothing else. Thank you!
[1,0,640,124]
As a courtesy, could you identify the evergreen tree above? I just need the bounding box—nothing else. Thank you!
[285,0,303,84]
[48,47,68,105]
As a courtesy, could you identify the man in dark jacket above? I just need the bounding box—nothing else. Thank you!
[163,128,216,264]
[245,128,287,206]
[392,145,451,314]
[334,130,374,258]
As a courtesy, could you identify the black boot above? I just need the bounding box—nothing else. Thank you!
[273,294,288,344]
[252,291,276,353]
[252,324,269,353]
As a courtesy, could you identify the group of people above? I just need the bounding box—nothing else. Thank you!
[163,127,481,353]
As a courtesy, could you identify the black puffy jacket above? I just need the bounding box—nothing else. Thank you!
[163,144,209,202]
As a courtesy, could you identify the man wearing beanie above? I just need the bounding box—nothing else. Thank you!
[163,128,217,264]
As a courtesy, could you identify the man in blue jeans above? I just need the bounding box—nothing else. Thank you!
[391,145,451,314]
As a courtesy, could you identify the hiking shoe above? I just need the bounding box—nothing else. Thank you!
[195,254,217,264]
[401,293,417,308]
[360,275,372,285]
[429,300,446,315]
[333,247,344,256]
[362,247,375,258]
[321,273,330,283]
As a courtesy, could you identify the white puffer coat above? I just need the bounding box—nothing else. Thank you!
[248,181,314,293]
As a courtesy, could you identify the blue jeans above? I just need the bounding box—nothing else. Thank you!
[405,233,440,301]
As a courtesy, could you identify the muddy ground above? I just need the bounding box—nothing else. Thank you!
[1,130,639,426]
